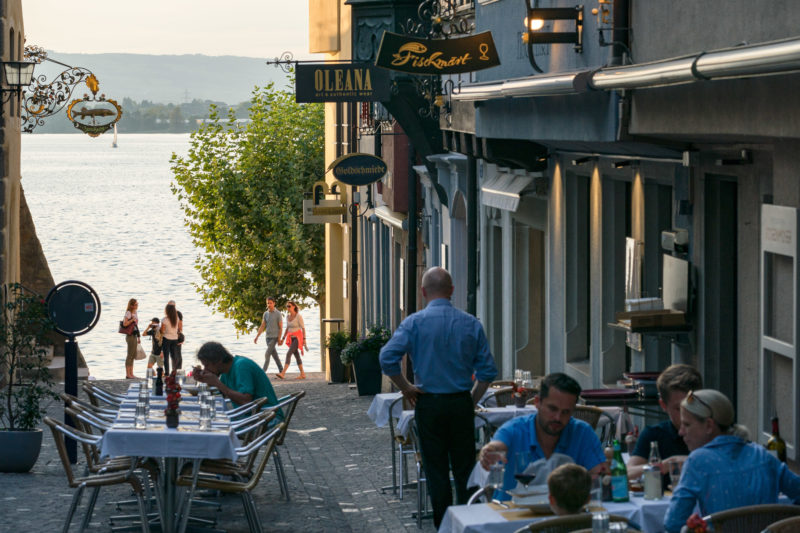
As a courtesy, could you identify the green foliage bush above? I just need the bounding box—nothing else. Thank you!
[0,284,58,431]
[340,326,391,366]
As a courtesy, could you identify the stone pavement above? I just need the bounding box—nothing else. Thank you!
[0,373,439,533]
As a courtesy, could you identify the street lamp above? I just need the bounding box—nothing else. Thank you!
[0,60,35,116]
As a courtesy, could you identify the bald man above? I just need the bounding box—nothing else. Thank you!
[380,266,497,527]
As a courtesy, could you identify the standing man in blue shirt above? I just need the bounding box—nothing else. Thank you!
[479,373,608,495]
[380,267,498,528]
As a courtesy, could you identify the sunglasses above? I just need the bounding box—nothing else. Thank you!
[686,390,714,419]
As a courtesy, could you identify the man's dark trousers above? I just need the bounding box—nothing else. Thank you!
[415,391,475,528]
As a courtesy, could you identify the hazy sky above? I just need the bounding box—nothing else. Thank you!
[23,1,316,59]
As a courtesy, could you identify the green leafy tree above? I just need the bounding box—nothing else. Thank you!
[170,82,325,332]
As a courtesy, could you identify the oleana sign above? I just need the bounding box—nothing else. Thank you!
[296,63,391,103]
[328,153,388,186]
[375,31,500,75]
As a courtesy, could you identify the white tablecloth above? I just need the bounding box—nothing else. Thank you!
[439,494,672,533]
[366,392,403,427]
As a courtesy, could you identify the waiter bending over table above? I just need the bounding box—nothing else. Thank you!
[380,266,498,528]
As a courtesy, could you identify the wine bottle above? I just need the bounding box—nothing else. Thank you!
[610,439,629,502]
[766,416,787,463]
[155,367,164,396]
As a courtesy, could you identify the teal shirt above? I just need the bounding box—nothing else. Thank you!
[220,355,282,419]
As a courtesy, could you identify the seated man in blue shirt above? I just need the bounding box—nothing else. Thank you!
[664,389,800,532]
[627,364,702,485]
[193,341,282,419]
[479,373,608,496]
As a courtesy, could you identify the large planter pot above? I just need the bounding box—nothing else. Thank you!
[352,351,382,396]
[328,348,346,383]
[0,429,43,473]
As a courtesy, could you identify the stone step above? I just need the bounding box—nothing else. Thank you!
[47,355,90,381]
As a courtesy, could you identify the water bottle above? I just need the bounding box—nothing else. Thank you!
[134,401,147,430]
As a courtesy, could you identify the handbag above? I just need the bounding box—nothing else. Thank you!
[135,344,147,360]
[119,320,136,335]
[177,332,185,344]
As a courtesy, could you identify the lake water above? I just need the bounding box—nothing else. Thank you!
[21,133,321,380]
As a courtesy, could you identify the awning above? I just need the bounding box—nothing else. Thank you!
[370,205,407,230]
[481,173,533,212]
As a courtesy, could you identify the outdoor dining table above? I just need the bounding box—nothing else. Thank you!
[438,493,673,533]
[100,383,239,533]
[366,391,404,427]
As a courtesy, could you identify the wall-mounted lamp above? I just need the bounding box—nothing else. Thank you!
[571,156,595,166]
[522,2,583,73]
[613,160,636,169]
[0,61,35,117]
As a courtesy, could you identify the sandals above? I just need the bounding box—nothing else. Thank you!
[275,373,285,380]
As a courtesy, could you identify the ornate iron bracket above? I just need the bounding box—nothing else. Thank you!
[21,45,121,135]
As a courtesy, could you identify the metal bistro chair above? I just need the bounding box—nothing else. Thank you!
[513,513,633,533]
[763,515,800,533]
[705,504,800,533]
[478,386,515,408]
[409,421,430,529]
[386,395,417,499]
[44,416,151,533]
[269,391,306,501]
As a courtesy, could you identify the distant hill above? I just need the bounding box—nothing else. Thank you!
[33,51,291,105]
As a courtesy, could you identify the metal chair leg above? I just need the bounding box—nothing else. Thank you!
[246,492,264,533]
[135,493,151,533]
[79,486,101,532]
[273,449,290,501]
[64,484,86,533]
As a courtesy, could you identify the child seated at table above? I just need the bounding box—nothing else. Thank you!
[547,464,591,515]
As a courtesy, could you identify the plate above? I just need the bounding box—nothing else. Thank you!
[508,486,548,498]
[511,492,550,511]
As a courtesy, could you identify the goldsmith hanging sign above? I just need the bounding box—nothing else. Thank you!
[296,63,391,103]
[375,31,500,75]
[328,153,388,186]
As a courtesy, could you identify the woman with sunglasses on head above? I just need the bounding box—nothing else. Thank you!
[275,301,307,380]
[663,389,800,532]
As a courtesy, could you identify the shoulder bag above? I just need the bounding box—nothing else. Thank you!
[119,320,136,335]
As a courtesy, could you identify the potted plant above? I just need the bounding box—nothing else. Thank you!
[0,283,58,473]
[325,330,350,383]
[341,325,390,396]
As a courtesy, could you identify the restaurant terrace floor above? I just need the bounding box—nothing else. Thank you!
[0,374,436,533]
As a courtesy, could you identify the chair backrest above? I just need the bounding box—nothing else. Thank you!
[61,392,117,419]
[572,405,604,430]
[481,386,515,408]
[518,513,630,533]
[706,504,800,533]
[226,396,269,418]
[44,416,102,486]
[490,380,516,388]
[273,390,306,445]
[763,515,800,533]
[240,424,283,491]
[82,382,123,407]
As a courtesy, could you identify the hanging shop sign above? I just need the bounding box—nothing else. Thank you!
[375,31,500,75]
[296,63,391,103]
[65,74,123,137]
[303,181,348,224]
[328,153,388,186]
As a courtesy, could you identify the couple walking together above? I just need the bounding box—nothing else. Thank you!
[254,296,307,379]
[122,298,183,379]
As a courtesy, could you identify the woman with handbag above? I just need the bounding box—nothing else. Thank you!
[160,303,183,374]
[276,301,307,380]
[121,298,141,379]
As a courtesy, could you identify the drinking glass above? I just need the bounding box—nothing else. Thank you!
[513,451,535,488]
[134,401,147,430]
[138,388,149,409]
[198,382,208,394]
[207,395,216,419]
[198,404,211,431]
[176,369,185,387]
[588,476,603,510]
[669,461,682,490]
[485,451,506,489]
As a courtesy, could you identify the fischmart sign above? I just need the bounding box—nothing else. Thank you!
[328,153,388,186]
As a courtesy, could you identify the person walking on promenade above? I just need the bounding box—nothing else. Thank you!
[276,301,307,380]
[168,299,184,368]
[379,266,498,528]
[254,296,283,373]
[121,298,141,379]
[160,302,183,374]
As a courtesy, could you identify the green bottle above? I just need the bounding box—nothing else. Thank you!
[610,439,629,502]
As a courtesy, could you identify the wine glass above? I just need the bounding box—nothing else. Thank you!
[669,461,682,490]
[513,451,535,489]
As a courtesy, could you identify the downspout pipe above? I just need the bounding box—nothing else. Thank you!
[466,154,478,316]
[453,36,800,101]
